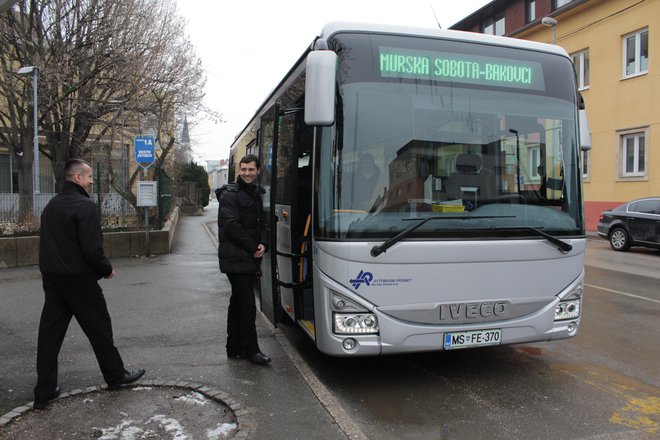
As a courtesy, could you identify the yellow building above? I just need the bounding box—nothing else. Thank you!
[452,0,659,230]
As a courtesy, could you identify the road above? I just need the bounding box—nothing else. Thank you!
[279,238,660,439]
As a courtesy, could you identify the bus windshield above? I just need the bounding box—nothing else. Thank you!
[316,32,584,240]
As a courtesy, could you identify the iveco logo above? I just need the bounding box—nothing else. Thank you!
[439,301,509,321]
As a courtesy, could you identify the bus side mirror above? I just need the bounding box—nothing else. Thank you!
[579,109,591,151]
[578,93,591,151]
[304,50,337,126]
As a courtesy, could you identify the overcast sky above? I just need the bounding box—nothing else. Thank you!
[175,1,492,163]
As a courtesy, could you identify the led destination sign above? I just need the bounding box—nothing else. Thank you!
[380,47,544,90]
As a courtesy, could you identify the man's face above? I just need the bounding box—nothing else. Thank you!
[240,161,259,184]
[75,164,94,194]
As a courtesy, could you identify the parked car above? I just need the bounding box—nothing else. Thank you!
[596,197,660,252]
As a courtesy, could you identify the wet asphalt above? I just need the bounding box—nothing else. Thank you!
[0,203,349,440]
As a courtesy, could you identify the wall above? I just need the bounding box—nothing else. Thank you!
[506,0,660,230]
[0,207,179,269]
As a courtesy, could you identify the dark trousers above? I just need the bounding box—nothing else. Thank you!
[225,273,260,356]
[34,276,125,402]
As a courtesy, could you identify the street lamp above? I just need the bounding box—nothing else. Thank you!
[17,65,40,205]
[541,17,558,44]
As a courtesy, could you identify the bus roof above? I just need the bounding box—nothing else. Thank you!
[229,21,569,152]
[319,22,569,58]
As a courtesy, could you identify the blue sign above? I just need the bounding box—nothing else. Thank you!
[134,136,155,164]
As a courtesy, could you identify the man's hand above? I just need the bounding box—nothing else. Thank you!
[104,269,116,279]
[253,244,265,258]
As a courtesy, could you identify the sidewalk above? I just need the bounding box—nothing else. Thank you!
[0,203,349,439]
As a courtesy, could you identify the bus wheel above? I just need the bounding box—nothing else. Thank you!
[609,227,630,252]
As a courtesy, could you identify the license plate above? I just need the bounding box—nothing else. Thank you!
[443,329,502,350]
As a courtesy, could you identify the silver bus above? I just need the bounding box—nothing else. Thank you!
[228,22,591,356]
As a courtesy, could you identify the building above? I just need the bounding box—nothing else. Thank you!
[451,0,659,230]
[207,159,229,191]
[176,117,194,164]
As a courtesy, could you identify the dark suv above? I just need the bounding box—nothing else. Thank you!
[596,197,660,252]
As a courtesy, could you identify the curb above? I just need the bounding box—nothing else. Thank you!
[0,380,256,439]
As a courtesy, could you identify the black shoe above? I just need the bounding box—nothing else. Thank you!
[248,352,271,365]
[34,387,61,410]
[107,368,146,390]
[226,351,243,359]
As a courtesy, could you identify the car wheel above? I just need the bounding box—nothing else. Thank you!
[609,227,631,251]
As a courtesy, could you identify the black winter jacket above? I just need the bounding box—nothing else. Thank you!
[216,177,268,274]
[39,181,113,280]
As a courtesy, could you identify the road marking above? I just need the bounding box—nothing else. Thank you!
[585,283,660,305]
[552,363,660,434]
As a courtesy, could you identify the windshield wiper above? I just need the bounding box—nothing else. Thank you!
[488,226,573,254]
[370,215,513,257]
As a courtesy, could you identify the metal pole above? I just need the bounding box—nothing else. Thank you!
[515,132,521,194]
[120,104,127,222]
[509,129,521,194]
[96,162,102,217]
[143,167,150,257]
[32,69,40,214]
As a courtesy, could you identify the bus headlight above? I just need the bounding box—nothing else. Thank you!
[554,299,580,321]
[333,313,379,334]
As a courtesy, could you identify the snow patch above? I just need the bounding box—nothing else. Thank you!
[94,420,142,440]
[206,422,238,439]
[175,391,208,406]
[149,414,189,440]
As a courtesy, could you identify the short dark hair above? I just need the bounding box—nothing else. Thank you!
[64,158,91,180]
[240,154,260,169]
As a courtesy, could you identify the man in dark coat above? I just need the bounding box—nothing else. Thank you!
[216,154,270,365]
[34,158,145,410]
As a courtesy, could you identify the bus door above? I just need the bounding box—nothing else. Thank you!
[273,108,315,337]
[257,105,279,325]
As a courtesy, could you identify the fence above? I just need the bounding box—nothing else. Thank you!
[0,158,176,236]
[0,192,141,235]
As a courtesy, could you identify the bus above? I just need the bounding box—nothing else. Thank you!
[227,22,591,356]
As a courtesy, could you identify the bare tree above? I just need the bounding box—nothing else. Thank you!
[0,0,208,224]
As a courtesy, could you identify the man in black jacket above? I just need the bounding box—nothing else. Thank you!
[217,154,270,365]
[34,158,145,410]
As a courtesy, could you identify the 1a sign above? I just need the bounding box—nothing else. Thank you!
[134,136,155,166]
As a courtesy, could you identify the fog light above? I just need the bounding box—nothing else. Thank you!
[333,313,379,334]
[342,338,356,350]
[555,299,580,321]
[567,322,577,332]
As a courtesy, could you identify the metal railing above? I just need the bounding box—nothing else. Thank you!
[1,158,178,236]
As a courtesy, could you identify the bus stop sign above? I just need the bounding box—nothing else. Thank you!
[134,136,155,166]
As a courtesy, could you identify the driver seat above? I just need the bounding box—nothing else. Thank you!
[445,153,490,207]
